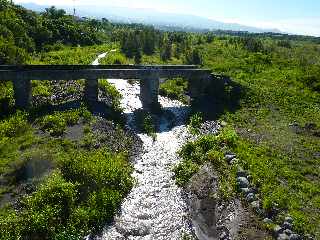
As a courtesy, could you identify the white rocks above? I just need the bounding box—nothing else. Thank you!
[263,218,273,224]
[96,79,194,240]
[289,234,301,240]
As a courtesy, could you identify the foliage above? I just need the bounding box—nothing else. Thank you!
[37,108,92,136]
[99,79,123,111]
[159,78,188,103]
[0,111,30,138]
[174,127,237,199]
[188,113,203,135]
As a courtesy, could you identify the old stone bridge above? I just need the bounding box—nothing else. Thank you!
[0,65,213,111]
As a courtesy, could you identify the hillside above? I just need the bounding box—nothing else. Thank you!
[21,2,281,34]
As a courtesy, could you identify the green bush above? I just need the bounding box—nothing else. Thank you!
[175,128,237,198]
[58,149,133,197]
[159,78,188,103]
[188,113,203,135]
[37,108,92,136]
[99,79,123,110]
[0,111,30,138]
[173,160,200,186]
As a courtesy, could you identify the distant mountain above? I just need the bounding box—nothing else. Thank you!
[21,2,281,34]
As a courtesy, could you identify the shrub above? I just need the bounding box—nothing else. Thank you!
[37,108,92,136]
[173,160,200,186]
[159,78,188,103]
[58,149,133,198]
[99,79,122,110]
[188,113,203,135]
[0,111,30,138]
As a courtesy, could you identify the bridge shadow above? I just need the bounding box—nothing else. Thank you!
[191,74,243,121]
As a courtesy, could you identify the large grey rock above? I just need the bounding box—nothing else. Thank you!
[237,177,249,188]
[282,221,293,230]
[186,164,219,240]
[246,193,256,202]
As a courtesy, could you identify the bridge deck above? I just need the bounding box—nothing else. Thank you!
[0,65,213,110]
[0,65,211,81]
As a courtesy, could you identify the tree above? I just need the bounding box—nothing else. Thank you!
[185,48,203,65]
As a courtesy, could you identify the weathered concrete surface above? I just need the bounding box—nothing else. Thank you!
[84,78,98,103]
[12,77,31,109]
[0,65,213,111]
[186,164,219,240]
[140,73,160,111]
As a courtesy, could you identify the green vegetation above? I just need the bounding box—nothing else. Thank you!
[99,80,123,111]
[174,127,238,199]
[0,106,135,239]
[188,113,203,135]
[159,78,188,104]
[1,0,320,237]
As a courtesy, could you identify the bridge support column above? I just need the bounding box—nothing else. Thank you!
[140,73,161,112]
[188,74,211,102]
[13,77,31,109]
[84,78,98,104]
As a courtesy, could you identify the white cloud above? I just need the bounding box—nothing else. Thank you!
[215,17,320,37]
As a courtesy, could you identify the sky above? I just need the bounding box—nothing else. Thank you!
[15,0,320,36]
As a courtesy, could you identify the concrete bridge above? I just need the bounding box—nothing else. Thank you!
[0,65,213,111]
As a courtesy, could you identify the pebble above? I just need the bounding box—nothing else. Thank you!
[263,218,273,224]
[237,177,249,188]
[274,225,283,235]
[246,193,256,202]
[278,233,290,240]
[285,216,293,223]
[230,158,239,165]
[283,229,292,236]
[282,221,293,230]
[237,169,247,178]
[289,234,301,240]
[240,187,251,195]
[225,153,236,162]
[219,232,228,240]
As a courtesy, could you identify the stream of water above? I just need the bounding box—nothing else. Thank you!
[92,53,194,240]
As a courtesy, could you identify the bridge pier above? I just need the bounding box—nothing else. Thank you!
[84,78,98,104]
[188,74,211,101]
[13,77,31,109]
[140,73,161,112]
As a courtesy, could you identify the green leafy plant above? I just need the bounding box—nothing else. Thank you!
[188,113,203,135]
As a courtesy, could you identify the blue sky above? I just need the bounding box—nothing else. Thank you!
[15,0,320,36]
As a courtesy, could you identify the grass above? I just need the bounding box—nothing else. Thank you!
[170,38,320,237]
[28,43,118,65]
[188,112,203,135]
